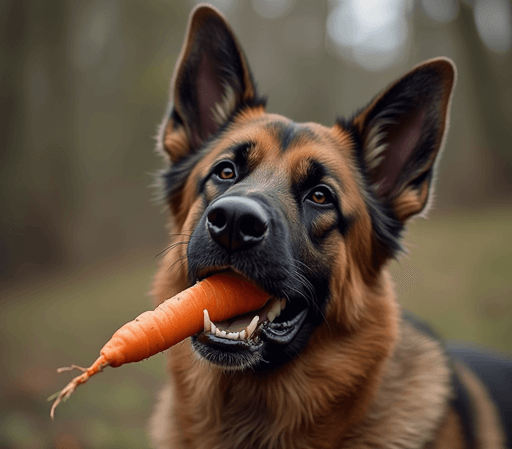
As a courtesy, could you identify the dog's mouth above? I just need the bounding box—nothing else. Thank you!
[192,269,310,370]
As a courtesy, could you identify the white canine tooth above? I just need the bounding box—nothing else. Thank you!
[203,309,211,332]
[245,316,259,339]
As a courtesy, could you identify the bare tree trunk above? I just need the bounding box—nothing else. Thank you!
[453,2,512,193]
[0,0,75,280]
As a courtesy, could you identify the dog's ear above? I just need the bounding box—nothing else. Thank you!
[162,4,263,162]
[352,58,456,223]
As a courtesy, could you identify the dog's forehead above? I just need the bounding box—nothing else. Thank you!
[239,116,358,191]
[216,115,358,175]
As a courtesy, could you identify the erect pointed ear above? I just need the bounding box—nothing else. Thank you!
[162,4,265,162]
[352,58,456,223]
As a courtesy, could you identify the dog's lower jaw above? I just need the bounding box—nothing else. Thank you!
[149,274,400,449]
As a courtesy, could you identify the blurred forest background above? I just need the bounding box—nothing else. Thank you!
[1,0,511,447]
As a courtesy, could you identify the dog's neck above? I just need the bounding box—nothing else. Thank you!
[344,318,453,448]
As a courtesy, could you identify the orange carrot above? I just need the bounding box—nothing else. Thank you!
[50,274,268,418]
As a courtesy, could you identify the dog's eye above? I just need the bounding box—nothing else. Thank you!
[214,161,236,181]
[307,186,334,205]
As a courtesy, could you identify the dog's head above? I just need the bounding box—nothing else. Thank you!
[155,5,455,372]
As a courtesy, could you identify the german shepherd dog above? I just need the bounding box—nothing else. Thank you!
[149,4,511,448]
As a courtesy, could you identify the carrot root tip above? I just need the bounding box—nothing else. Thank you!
[56,364,87,374]
[50,361,109,420]
[50,373,87,420]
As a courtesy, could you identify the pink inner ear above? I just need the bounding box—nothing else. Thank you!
[377,108,426,197]
[195,54,225,144]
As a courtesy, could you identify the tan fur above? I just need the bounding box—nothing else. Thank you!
[344,317,453,448]
[211,84,237,125]
[393,183,430,223]
[454,361,507,448]
[427,408,466,449]
[163,124,190,164]
[147,383,174,449]
[362,119,390,171]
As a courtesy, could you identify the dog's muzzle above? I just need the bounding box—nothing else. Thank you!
[206,196,269,252]
[189,193,316,371]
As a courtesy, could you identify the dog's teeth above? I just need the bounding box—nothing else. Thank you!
[226,332,239,340]
[203,309,211,332]
[245,316,259,339]
[209,327,248,341]
[206,311,263,341]
[208,317,252,341]
[267,299,285,322]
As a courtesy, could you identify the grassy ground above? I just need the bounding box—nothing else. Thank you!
[389,206,512,351]
[0,256,166,449]
[1,205,511,448]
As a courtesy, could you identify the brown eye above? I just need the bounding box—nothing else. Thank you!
[219,166,234,179]
[307,186,334,205]
[215,162,236,180]
[311,190,326,204]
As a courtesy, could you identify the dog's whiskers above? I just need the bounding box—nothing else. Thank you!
[285,263,315,300]
[169,231,193,238]
[155,232,191,259]
[167,255,188,273]
[155,240,189,259]
[285,262,332,334]
[292,269,316,299]
[291,258,315,276]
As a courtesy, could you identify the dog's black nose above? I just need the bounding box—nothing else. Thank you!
[206,197,269,251]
